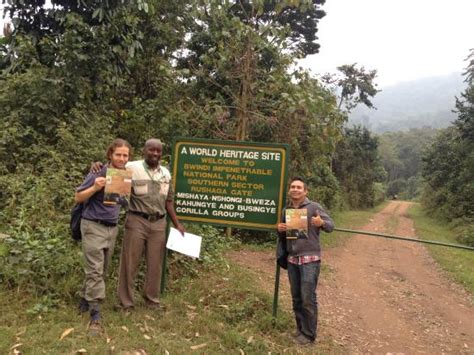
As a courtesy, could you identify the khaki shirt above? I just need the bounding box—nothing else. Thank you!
[126,160,173,215]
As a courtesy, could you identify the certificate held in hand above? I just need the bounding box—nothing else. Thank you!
[285,208,308,240]
[103,168,133,205]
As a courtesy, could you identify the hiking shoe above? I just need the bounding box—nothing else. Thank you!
[293,334,313,346]
[291,330,302,338]
[88,320,103,336]
[78,298,89,314]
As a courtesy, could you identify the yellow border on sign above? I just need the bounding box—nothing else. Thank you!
[172,140,287,229]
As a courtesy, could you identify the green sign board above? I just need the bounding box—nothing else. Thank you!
[172,138,289,230]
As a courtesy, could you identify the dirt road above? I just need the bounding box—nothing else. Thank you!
[229,201,474,353]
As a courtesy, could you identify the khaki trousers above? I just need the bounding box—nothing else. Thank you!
[81,219,118,310]
[117,213,167,308]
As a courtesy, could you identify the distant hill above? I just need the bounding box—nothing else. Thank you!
[349,72,467,133]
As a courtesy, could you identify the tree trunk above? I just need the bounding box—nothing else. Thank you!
[227,36,254,237]
[235,38,254,141]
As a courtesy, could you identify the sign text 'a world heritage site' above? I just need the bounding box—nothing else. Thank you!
[172,138,289,230]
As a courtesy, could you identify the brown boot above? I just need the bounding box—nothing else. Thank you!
[88,320,103,336]
[293,334,313,346]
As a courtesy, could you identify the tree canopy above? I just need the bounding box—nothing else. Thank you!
[1,0,376,296]
[422,49,474,223]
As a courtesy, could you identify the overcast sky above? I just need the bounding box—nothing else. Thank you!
[2,1,473,88]
[300,0,474,88]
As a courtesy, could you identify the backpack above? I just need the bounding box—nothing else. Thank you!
[70,203,84,241]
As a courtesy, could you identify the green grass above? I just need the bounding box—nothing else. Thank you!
[407,203,474,293]
[0,260,343,354]
[0,202,391,353]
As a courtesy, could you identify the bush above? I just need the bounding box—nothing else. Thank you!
[308,164,343,211]
[1,220,82,298]
[234,228,278,247]
[386,178,407,198]
[0,168,83,299]
[168,223,239,280]
[373,182,386,205]
[456,224,474,247]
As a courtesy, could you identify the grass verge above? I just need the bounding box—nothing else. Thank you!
[0,259,343,354]
[407,203,474,294]
[0,202,390,353]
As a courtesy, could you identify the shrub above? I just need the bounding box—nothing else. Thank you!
[456,224,474,247]
[373,182,386,205]
[168,223,239,279]
[1,220,82,299]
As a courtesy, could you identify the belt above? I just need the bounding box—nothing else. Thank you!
[129,210,166,222]
[83,218,117,227]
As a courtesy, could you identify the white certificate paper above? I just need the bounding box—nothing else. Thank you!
[166,227,202,259]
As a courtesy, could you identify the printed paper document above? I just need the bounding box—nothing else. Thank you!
[166,227,202,259]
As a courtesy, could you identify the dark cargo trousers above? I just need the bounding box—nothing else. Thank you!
[117,213,167,308]
[80,219,118,311]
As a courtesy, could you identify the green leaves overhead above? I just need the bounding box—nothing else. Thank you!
[323,63,379,113]
[227,0,326,57]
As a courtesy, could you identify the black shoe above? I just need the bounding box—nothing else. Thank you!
[78,298,89,314]
[90,308,101,321]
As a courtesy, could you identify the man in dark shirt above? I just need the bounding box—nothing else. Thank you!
[277,176,334,345]
[75,138,131,335]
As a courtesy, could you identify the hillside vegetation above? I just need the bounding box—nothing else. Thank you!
[350,72,466,132]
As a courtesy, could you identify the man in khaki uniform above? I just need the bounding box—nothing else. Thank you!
[118,138,185,310]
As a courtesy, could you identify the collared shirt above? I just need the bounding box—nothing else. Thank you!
[126,160,173,215]
[287,255,321,265]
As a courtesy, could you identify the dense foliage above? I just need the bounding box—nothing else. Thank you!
[421,50,474,245]
[377,128,438,199]
[332,126,385,208]
[0,0,385,302]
